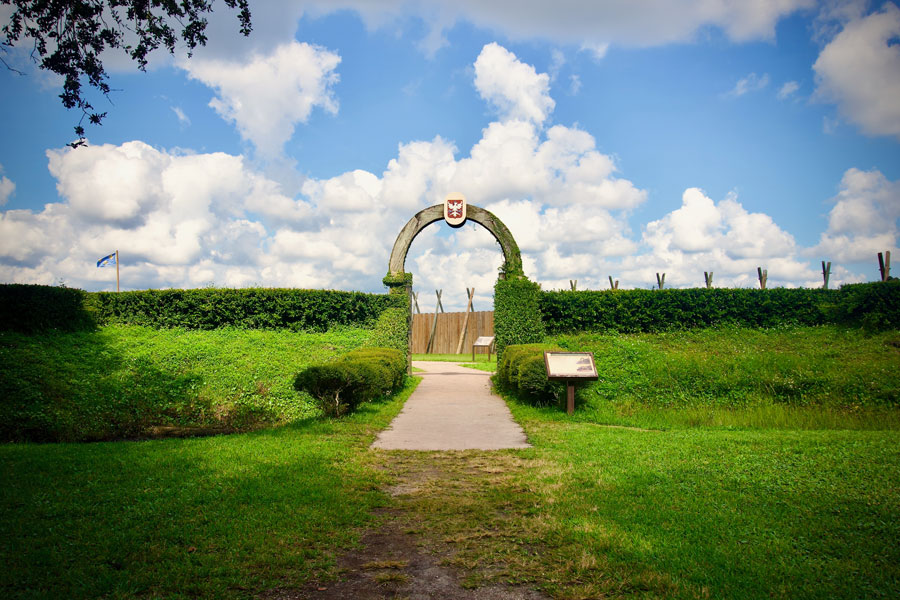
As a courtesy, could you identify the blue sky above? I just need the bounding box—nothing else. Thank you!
[1,1,899,310]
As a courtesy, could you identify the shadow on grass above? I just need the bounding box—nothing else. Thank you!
[0,415,392,599]
[1,329,209,442]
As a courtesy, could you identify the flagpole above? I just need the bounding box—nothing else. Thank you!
[116,250,120,293]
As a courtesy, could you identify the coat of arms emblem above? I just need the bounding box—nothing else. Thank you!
[444,193,467,227]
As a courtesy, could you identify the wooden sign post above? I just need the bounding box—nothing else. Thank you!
[544,352,599,415]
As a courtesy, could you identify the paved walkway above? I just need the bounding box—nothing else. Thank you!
[371,361,531,451]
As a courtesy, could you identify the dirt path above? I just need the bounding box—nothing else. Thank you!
[372,362,530,451]
[261,365,550,599]
[273,452,550,600]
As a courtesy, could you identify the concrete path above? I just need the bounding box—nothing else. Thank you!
[371,361,531,451]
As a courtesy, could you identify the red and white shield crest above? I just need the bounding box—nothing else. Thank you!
[444,193,467,227]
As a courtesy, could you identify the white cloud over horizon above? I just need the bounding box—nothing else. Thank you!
[1,40,896,308]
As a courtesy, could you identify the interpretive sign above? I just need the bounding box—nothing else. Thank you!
[544,352,598,415]
[472,335,495,362]
[543,352,598,380]
[444,192,467,227]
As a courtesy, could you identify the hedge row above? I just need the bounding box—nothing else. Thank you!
[86,287,399,331]
[496,343,566,407]
[0,284,96,333]
[494,277,545,357]
[540,281,900,334]
[294,347,406,416]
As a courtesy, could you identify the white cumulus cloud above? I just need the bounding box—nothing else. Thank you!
[183,41,341,157]
[814,167,900,263]
[474,43,555,125]
[814,4,900,140]
[0,174,14,206]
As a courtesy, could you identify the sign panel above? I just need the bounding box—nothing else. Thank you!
[544,352,598,381]
[444,192,467,227]
[473,336,494,348]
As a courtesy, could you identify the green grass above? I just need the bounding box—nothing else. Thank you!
[4,324,900,598]
[0,325,371,441]
[453,416,900,599]
[0,378,420,600]
[543,326,900,430]
[412,353,497,372]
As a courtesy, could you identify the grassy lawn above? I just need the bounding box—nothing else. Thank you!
[494,417,900,599]
[412,352,497,372]
[0,325,372,441]
[3,325,899,598]
[0,379,419,600]
[547,326,900,430]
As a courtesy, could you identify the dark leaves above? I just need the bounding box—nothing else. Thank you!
[1,0,252,143]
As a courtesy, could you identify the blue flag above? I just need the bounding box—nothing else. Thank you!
[97,252,116,268]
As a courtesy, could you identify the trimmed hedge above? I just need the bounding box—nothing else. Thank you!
[0,284,96,333]
[294,347,406,417]
[86,288,397,331]
[494,277,545,358]
[824,280,900,332]
[496,343,566,407]
[539,286,891,334]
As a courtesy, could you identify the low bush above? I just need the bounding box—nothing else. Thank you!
[294,347,406,417]
[496,343,567,407]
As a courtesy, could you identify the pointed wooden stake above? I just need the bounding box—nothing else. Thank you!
[569,279,577,291]
[656,273,665,290]
[704,271,713,288]
[608,276,619,290]
[456,288,475,355]
[822,261,831,289]
[878,251,891,281]
[425,289,443,354]
[758,267,768,290]
[412,291,421,314]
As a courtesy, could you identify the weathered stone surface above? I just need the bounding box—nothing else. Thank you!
[386,204,523,279]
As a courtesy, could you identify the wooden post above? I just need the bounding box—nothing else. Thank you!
[566,382,575,415]
[115,250,120,293]
[425,289,442,354]
[569,280,577,291]
[455,287,475,355]
[656,273,665,290]
[822,261,831,289]
[608,276,618,290]
[704,271,713,288]
[878,251,891,281]
[758,267,767,290]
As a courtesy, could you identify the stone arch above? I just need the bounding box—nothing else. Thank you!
[384,204,523,286]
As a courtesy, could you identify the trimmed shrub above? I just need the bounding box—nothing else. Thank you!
[826,280,900,332]
[496,343,566,407]
[0,284,96,333]
[86,288,395,331]
[294,347,406,417]
[540,287,834,334]
[494,277,545,358]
